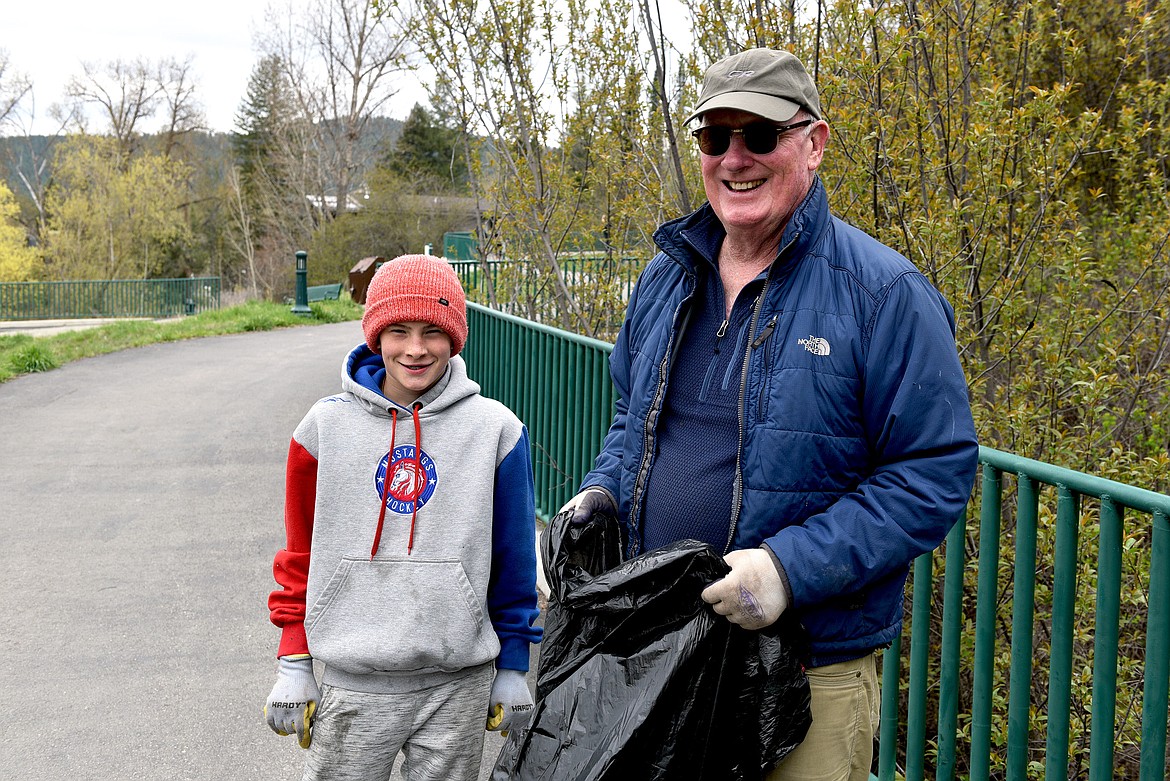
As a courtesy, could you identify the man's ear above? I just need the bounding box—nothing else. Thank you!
[807,121,830,171]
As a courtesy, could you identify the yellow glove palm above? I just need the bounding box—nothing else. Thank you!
[486,668,533,737]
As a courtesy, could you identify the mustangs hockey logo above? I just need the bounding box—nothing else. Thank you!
[374,445,438,513]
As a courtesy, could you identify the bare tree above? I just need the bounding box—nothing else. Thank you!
[418,0,690,338]
[257,0,411,218]
[225,165,263,297]
[64,58,164,161]
[0,50,65,244]
[638,0,693,214]
[157,56,206,158]
[0,49,32,129]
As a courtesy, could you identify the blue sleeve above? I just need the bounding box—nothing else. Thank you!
[488,426,543,670]
[766,273,980,605]
[579,351,628,502]
[579,278,639,504]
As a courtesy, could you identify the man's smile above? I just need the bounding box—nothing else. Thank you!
[726,178,766,192]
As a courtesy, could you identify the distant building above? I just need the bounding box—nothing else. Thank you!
[305,191,368,216]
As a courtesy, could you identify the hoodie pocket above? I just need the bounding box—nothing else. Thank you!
[305,557,500,674]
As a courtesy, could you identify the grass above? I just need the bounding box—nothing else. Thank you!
[0,297,362,384]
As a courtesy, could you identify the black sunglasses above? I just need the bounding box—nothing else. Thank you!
[691,120,814,156]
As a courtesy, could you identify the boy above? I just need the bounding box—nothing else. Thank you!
[264,254,542,781]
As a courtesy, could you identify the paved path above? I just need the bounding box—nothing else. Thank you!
[0,317,162,338]
[0,321,519,780]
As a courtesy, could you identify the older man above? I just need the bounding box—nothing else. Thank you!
[562,48,979,780]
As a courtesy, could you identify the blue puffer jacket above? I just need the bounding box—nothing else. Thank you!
[582,178,979,665]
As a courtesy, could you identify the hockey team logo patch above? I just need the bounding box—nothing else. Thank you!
[374,445,438,513]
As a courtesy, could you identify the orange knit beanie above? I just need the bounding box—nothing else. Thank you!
[361,254,468,356]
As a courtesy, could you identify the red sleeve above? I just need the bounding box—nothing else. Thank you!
[268,438,317,656]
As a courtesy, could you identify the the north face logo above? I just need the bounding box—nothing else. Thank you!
[798,336,831,356]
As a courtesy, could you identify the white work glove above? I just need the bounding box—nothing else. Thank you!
[485,668,534,735]
[264,655,320,749]
[557,486,616,525]
[700,548,789,630]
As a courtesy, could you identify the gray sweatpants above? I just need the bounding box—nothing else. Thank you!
[302,664,495,781]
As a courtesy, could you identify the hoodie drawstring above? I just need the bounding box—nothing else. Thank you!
[370,404,425,559]
[370,409,397,559]
[407,403,422,555]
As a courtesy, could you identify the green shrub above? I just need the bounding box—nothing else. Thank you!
[9,343,58,374]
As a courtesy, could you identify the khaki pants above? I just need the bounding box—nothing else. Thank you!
[767,652,880,781]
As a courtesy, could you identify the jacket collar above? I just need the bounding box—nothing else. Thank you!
[653,176,830,276]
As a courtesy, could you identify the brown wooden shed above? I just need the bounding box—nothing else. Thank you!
[348,256,384,305]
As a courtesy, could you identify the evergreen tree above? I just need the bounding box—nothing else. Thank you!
[232,55,297,184]
[384,103,469,193]
[227,56,315,297]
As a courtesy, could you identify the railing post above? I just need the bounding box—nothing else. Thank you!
[970,464,1003,781]
[1089,497,1123,781]
[906,552,932,781]
[1006,476,1039,781]
[877,636,901,781]
[1045,485,1080,780]
[291,250,311,315]
[1140,509,1170,781]
[936,514,967,780]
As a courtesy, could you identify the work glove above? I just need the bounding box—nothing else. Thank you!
[700,548,789,631]
[485,668,534,736]
[264,655,320,749]
[557,486,616,525]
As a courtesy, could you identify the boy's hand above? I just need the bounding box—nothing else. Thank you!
[486,668,533,735]
[264,655,320,749]
[701,548,788,630]
[558,487,615,525]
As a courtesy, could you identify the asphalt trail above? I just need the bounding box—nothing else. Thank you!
[0,321,516,780]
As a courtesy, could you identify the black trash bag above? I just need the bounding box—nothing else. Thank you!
[493,509,811,781]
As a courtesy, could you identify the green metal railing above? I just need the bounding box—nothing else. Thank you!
[883,450,1170,781]
[465,302,616,519]
[0,277,221,320]
[462,300,1170,781]
[449,257,639,334]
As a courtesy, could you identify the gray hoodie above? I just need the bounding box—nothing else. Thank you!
[269,345,542,694]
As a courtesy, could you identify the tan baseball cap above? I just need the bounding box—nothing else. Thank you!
[685,48,822,124]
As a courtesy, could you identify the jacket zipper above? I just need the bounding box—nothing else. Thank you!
[628,271,696,558]
[751,316,777,349]
[724,236,796,554]
[754,315,779,411]
[701,317,732,401]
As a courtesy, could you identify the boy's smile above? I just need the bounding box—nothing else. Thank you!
[378,321,453,406]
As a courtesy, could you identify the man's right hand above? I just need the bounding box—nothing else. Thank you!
[558,487,616,525]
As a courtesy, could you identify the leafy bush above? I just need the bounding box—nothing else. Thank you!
[9,343,58,374]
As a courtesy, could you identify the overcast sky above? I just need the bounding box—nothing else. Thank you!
[3,0,693,138]
[2,0,428,136]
